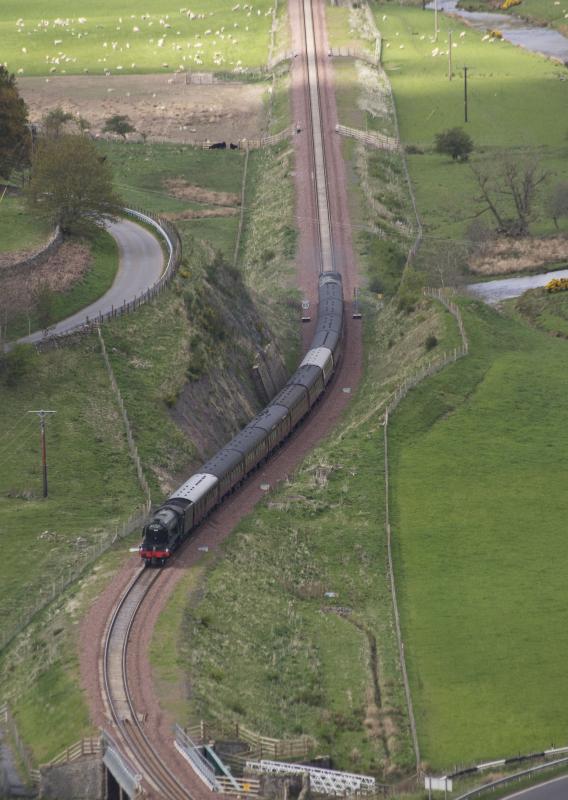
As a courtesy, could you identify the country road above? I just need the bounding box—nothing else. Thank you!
[16,216,164,345]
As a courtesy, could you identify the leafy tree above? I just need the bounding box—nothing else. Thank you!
[42,107,74,139]
[434,127,474,161]
[26,135,120,234]
[546,181,568,230]
[0,65,31,180]
[471,154,548,237]
[103,114,136,139]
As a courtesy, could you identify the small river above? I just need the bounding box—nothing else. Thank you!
[469,269,568,303]
[427,0,568,61]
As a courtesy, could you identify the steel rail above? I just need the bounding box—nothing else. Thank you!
[102,567,194,799]
[301,0,335,274]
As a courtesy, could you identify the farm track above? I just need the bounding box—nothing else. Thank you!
[85,0,362,795]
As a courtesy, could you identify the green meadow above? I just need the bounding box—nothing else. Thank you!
[1,0,274,77]
[389,298,568,767]
[373,5,568,241]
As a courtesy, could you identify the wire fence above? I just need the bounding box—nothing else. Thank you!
[381,290,469,772]
[34,207,182,352]
[98,327,152,506]
[0,504,149,657]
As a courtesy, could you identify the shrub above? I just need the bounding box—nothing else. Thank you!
[434,127,474,162]
[0,344,35,386]
[425,334,438,351]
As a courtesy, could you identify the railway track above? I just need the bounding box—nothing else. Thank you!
[99,2,344,796]
[102,567,194,799]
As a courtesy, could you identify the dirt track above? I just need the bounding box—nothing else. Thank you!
[80,1,363,794]
[18,73,267,144]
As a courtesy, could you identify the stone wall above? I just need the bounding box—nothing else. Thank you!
[0,227,62,281]
[39,757,104,800]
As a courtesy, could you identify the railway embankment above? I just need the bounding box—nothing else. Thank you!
[0,137,298,769]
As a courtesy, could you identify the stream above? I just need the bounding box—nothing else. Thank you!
[427,0,568,61]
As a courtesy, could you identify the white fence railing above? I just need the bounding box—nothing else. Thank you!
[247,760,377,796]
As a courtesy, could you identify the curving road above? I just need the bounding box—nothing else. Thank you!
[503,775,568,800]
[16,217,164,345]
[468,268,568,304]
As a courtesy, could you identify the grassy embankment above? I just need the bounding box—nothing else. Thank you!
[1,0,274,77]
[326,5,417,296]
[151,293,461,778]
[0,137,295,762]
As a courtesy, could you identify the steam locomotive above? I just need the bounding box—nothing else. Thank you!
[139,271,344,565]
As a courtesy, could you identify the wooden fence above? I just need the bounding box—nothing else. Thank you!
[46,737,101,767]
[328,46,378,66]
[186,720,314,762]
[217,776,261,795]
[335,123,399,152]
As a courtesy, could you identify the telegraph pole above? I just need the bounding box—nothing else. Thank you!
[434,0,439,41]
[28,410,56,498]
[463,65,469,122]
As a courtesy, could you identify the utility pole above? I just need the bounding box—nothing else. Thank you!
[463,65,469,122]
[28,410,56,498]
[434,0,439,42]
[448,31,452,80]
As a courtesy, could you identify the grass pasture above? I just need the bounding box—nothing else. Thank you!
[0,194,52,254]
[101,140,245,258]
[389,298,568,766]
[2,0,274,78]
[371,4,568,243]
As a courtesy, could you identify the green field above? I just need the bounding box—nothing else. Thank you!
[1,0,274,77]
[389,298,568,766]
[0,194,52,253]
[100,140,245,258]
[372,4,568,242]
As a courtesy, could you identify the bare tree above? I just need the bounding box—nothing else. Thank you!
[470,154,548,237]
[546,181,568,230]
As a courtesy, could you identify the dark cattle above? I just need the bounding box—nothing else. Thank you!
[230,142,239,150]
[210,141,226,149]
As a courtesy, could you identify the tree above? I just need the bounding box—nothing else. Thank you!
[26,135,120,234]
[103,114,136,139]
[434,127,474,161]
[471,154,548,237]
[546,181,568,230]
[0,66,31,180]
[42,107,74,139]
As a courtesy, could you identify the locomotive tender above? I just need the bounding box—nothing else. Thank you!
[139,271,344,565]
